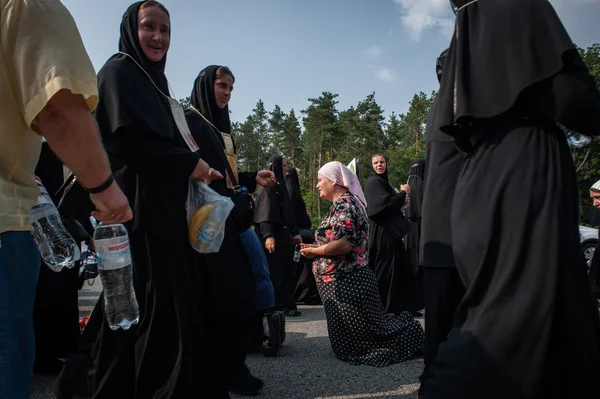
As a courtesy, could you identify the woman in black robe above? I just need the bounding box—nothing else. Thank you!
[420,1,600,398]
[285,168,320,305]
[184,64,276,390]
[86,2,227,397]
[417,48,466,393]
[404,159,425,276]
[254,156,303,316]
[364,154,423,316]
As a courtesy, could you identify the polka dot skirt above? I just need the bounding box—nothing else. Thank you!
[317,267,425,367]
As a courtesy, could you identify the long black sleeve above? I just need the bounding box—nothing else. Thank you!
[523,49,600,136]
[239,171,258,193]
[260,222,275,239]
[370,191,406,223]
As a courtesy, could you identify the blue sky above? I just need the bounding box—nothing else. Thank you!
[62,0,600,125]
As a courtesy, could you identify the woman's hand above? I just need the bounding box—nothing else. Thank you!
[293,234,302,244]
[400,184,411,194]
[256,170,276,187]
[190,159,223,183]
[265,237,276,253]
[300,246,319,259]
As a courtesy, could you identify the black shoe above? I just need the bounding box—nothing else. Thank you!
[278,311,286,344]
[262,312,282,357]
[33,357,64,375]
[229,374,263,396]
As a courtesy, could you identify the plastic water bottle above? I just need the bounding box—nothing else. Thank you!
[557,122,592,148]
[293,244,301,263]
[94,223,139,330]
[30,178,80,272]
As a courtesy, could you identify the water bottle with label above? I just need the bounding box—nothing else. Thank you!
[94,223,139,330]
[30,177,80,272]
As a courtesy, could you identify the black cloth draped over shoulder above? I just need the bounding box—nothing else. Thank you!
[435,0,600,141]
[364,168,405,221]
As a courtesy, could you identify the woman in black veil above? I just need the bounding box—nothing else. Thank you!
[82,2,226,397]
[420,1,600,398]
[185,64,277,390]
[364,154,423,316]
[254,156,303,316]
[285,168,320,305]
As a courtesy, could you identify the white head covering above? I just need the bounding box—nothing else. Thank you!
[318,161,367,208]
[591,179,600,192]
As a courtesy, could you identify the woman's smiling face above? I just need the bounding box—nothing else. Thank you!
[137,6,170,62]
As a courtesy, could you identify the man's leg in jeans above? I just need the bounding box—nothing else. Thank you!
[0,232,41,398]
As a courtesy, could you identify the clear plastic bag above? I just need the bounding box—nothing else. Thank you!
[187,179,234,253]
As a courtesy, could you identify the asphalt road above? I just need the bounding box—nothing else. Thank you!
[31,278,425,399]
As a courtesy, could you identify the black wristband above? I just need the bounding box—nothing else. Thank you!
[84,175,114,194]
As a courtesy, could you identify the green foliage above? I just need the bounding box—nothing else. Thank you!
[193,43,600,226]
[179,96,192,110]
[573,44,600,222]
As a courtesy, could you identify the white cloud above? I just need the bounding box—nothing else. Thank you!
[393,0,454,41]
[363,45,384,59]
[393,0,600,42]
[374,68,396,82]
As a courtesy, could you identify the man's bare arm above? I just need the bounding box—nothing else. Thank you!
[32,89,132,223]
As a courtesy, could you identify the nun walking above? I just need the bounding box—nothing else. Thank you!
[254,156,303,316]
[86,2,227,397]
[418,49,466,391]
[420,1,600,398]
[364,154,423,316]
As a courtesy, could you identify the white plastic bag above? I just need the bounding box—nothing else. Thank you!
[187,180,234,253]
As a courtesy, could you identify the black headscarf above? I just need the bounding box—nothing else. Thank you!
[94,1,175,141]
[253,156,295,225]
[364,154,397,218]
[406,160,425,220]
[285,168,311,229]
[190,65,232,134]
[437,0,577,137]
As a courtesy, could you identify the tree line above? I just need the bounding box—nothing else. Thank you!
[181,43,600,227]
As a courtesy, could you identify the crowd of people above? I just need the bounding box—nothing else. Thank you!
[1,0,600,398]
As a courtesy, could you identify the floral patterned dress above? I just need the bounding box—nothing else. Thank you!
[312,192,425,367]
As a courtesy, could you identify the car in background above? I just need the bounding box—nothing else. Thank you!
[580,225,598,271]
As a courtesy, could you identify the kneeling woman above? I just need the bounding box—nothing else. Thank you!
[300,162,424,367]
